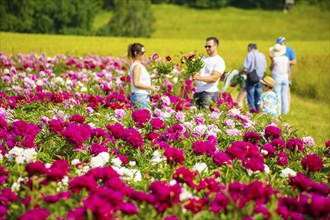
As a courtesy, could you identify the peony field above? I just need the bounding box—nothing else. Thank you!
[0,52,329,220]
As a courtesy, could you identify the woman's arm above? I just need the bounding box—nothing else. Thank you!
[133,65,157,92]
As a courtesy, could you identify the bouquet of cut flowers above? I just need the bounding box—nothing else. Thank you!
[180,52,204,78]
[221,69,246,92]
[149,53,174,76]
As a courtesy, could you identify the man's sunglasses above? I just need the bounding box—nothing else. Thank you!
[204,45,212,49]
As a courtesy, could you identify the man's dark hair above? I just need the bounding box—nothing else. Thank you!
[248,43,257,50]
[206,37,219,45]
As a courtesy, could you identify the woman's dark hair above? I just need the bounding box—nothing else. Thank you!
[128,43,144,59]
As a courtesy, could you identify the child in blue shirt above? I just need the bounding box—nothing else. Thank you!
[258,76,279,118]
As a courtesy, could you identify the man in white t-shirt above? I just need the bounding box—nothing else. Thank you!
[192,37,226,109]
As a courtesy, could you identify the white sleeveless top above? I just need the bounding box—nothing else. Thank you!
[129,62,151,94]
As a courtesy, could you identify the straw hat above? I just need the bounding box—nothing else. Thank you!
[260,76,275,88]
[269,43,286,57]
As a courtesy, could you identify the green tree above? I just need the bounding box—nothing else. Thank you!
[0,0,101,35]
[105,0,155,37]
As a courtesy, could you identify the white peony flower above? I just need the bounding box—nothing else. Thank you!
[280,168,297,178]
[111,157,122,167]
[180,187,193,202]
[192,162,208,173]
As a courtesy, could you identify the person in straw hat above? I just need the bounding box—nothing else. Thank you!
[269,43,290,115]
[258,76,279,118]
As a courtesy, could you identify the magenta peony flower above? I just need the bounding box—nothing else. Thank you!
[243,131,260,145]
[19,208,50,220]
[69,175,98,193]
[131,109,151,127]
[261,144,276,157]
[264,125,281,140]
[106,122,125,139]
[0,166,8,184]
[148,181,181,213]
[286,138,304,152]
[0,116,8,129]
[122,128,144,151]
[164,147,185,165]
[184,198,205,214]
[228,182,248,203]
[67,207,86,220]
[150,118,166,130]
[25,161,47,177]
[172,167,197,187]
[209,192,230,213]
[163,216,180,220]
[301,153,323,172]
[213,151,232,167]
[146,131,159,141]
[120,202,138,215]
[242,155,265,172]
[43,194,61,203]
[276,152,288,166]
[253,205,271,219]
[196,177,225,193]
[69,114,85,124]
[48,119,64,134]
[117,154,129,164]
[192,140,216,157]
[288,173,314,192]
[21,196,31,207]
[325,140,330,148]
[1,188,18,203]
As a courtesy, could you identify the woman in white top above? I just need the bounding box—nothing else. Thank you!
[269,44,290,115]
[128,43,157,110]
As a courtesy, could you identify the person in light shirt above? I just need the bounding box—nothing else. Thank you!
[192,37,226,109]
[128,43,157,110]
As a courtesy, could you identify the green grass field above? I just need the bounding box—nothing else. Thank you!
[0,3,329,146]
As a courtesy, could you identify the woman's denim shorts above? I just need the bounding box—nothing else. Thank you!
[130,93,151,110]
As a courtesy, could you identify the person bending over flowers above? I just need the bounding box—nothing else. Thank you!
[192,37,226,109]
[128,43,158,110]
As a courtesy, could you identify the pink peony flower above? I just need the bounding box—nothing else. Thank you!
[301,153,323,172]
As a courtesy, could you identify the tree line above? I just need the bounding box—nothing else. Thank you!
[0,0,327,38]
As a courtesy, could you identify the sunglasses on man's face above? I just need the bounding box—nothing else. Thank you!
[204,45,212,49]
[141,51,146,55]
